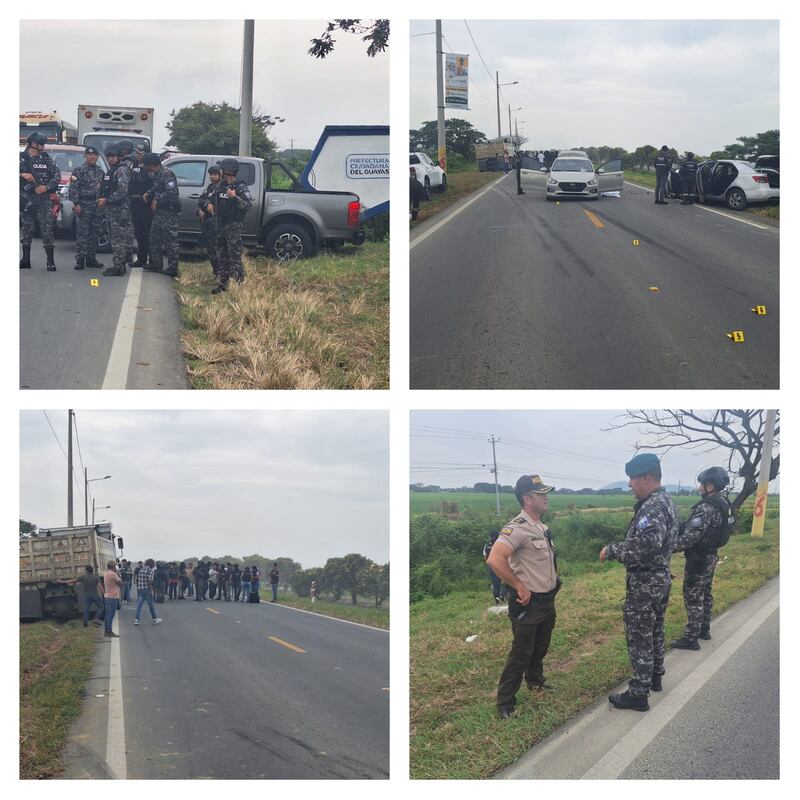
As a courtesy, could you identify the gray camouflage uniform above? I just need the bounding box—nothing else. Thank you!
[673,500,722,640]
[101,163,131,272]
[198,181,221,275]
[68,162,105,258]
[213,180,253,285]
[606,487,678,697]
[146,165,181,274]
[19,149,60,247]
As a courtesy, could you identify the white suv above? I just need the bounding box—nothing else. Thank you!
[410,152,447,200]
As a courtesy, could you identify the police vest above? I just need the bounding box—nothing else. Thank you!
[690,493,735,552]
[101,166,124,202]
[216,182,248,223]
[21,151,54,189]
[654,155,671,173]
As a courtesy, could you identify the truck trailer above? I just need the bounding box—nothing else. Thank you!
[77,104,154,152]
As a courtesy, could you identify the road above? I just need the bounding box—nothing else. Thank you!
[63,597,389,779]
[20,238,187,389]
[498,576,779,780]
[410,172,779,388]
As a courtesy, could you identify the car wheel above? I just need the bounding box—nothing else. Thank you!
[438,175,448,194]
[726,188,747,211]
[423,177,432,201]
[264,223,315,262]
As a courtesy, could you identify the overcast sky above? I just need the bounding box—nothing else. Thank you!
[410,20,779,155]
[411,410,779,492]
[21,411,388,567]
[20,20,389,151]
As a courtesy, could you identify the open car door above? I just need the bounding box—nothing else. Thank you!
[596,159,623,194]
[697,160,716,201]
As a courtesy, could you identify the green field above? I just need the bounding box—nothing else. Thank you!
[257,589,389,629]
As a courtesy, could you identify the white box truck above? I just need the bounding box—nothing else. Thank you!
[77,104,154,152]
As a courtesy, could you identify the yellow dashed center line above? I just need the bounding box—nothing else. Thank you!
[268,635,306,653]
[206,607,220,615]
[583,209,605,229]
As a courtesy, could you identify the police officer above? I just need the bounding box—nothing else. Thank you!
[679,152,698,205]
[142,153,181,277]
[98,144,131,277]
[653,145,672,205]
[129,143,154,267]
[487,474,561,719]
[600,453,678,711]
[672,467,734,649]
[114,139,137,266]
[20,131,61,271]
[516,151,525,195]
[68,145,105,270]
[211,158,253,294]
[197,164,223,277]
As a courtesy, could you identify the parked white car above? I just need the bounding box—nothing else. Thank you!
[696,159,778,210]
[543,150,623,201]
[409,152,447,200]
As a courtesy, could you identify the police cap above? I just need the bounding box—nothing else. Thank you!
[84,146,99,156]
[117,139,134,153]
[27,131,48,145]
[514,474,555,499]
[697,466,729,490]
[134,143,149,154]
[660,145,669,152]
[105,144,120,157]
[625,453,661,478]
[142,153,161,167]
[217,158,240,174]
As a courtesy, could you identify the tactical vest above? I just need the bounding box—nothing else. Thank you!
[690,493,735,552]
[216,181,248,223]
[21,151,54,191]
[100,165,124,202]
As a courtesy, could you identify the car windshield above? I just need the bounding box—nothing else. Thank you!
[552,158,593,172]
[49,151,87,174]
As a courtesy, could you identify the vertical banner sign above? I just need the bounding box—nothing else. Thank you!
[751,409,777,538]
[445,54,469,110]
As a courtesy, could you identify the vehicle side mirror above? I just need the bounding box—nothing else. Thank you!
[539,167,548,173]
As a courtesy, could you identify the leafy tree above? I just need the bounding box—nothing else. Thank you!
[321,553,374,604]
[20,518,37,537]
[165,101,283,158]
[723,129,779,159]
[409,119,487,161]
[291,567,323,598]
[274,557,302,590]
[362,562,390,607]
[309,20,389,59]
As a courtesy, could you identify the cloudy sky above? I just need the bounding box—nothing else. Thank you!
[411,410,779,492]
[410,20,779,155]
[20,411,388,567]
[20,19,389,151]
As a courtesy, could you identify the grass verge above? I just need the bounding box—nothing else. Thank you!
[410,518,779,779]
[20,620,96,779]
[261,592,389,629]
[411,169,503,227]
[177,241,389,389]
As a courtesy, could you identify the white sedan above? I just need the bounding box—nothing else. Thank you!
[695,159,779,210]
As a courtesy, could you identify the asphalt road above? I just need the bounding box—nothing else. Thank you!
[63,597,389,779]
[410,173,779,388]
[498,576,779,780]
[20,238,187,389]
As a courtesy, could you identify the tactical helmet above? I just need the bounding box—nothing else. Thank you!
[208,164,222,175]
[686,152,695,160]
[117,139,134,153]
[142,153,161,167]
[697,466,729,491]
[105,144,120,157]
[27,131,48,146]
[217,158,240,174]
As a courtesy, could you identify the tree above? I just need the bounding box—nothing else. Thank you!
[20,518,37,537]
[291,567,323,598]
[606,410,779,511]
[165,102,283,158]
[409,119,487,160]
[722,129,779,159]
[309,20,389,59]
[362,562,390,607]
[320,553,373,604]
[274,557,302,590]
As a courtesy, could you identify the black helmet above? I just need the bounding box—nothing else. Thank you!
[27,131,47,146]
[660,145,669,152]
[217,158,239,174]
[208,164,221,175]
[105,144,120,157]
[686,152,695,160]
[697,466,729,491]
[117,138,134,153]
[142,153,161,167]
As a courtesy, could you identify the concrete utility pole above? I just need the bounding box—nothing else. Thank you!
[489,435,501,516]
[435,20,446,173]
[84,467,88,526]
[239,19,255,157]
[508,104,513,143]
[751,409,778,538]
[67,410,73,527]
[496,71,501,139]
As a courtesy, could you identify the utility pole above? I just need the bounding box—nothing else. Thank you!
[435,20,446,173]
[84,467,88,526]
[508,104,512,143]
[496,71,501,139]
[67,410,74,527]
[514,117,519,149]
[239,19,255,157]
[290,138,294,159]
[489,435,501,516]
[751,409,777,538]
[92,497,95,525]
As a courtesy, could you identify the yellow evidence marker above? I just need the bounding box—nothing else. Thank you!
[632,239,640,246]
[90,279,99,286]
[649,287,660,292]
[726,330,745,343]
[751,305,767,315]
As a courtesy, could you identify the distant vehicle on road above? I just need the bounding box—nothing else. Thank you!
[20,523,121,621]
[410,152,447,200]
[668,159,779,210]
[162,153,365,261]
[534,150,624,200]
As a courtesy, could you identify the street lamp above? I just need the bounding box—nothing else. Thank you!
[84,470,111,525]
[508,106,523,145]
[92,501,111,525]
[496,73,519,138]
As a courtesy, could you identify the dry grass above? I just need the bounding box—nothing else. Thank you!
[178,242,389,389]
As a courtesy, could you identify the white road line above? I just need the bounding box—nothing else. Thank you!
[106,614,127,779]
[410,174,507,250]
[101,268,143,389]
[580,593,779,779]
[623,180,770,230]
[267,602,389,632]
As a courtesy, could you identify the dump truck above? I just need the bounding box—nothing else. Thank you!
[20,111,78,145]
[77,104,154,152]
[19,523,122,620]
[475,138,516,171]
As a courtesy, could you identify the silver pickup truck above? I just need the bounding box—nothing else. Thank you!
[162,153,365,260]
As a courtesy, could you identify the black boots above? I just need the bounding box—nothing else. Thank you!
[86,255,104,269]
[20,245,31,269]
[608,690,649,712]
[211,282,227,294]
[102,264,127,277]
[651,674,663,692]
[672,636,700,650]
[45,245,56,271]
[699,629,711,640]
[75,257,85,270]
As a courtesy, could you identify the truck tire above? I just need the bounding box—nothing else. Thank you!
[264,223,315,262]
[51,596,77,620]
[423,177,432,201]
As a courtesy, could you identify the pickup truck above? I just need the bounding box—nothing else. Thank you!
[409,152,447,200]
[161,153,365,261]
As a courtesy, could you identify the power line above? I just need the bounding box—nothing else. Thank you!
[42,410,68,462]
[463,20,495,85]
